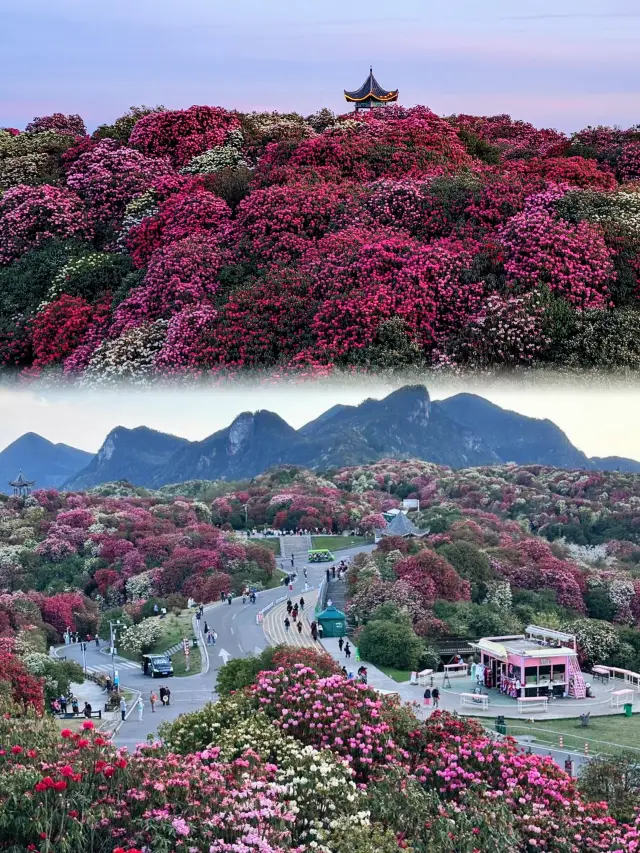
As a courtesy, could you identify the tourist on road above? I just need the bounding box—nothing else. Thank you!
[105,677,113,693]
[344,642,351,659]
[311,622,318,642]
[325,568,330,583]
[220,591,225,602]
[341,666,348,677]
[432,688,440,709]
[338,637,344,652]
[137,697,144,721]
[150,691,157,712]
[203,621,209,634]
[332,566,336,579]
[95,635,100,647]
[303,568,308,580]
[286,600,293,614]
[284,617,291,633]
[196,610,201,623]
[120,697,127,721]
[164,686,171,706]
[423,688,432,707]
[160,687,167,706]
[212,630,217,644]
[83,701,92,718]
[292,606,298,621]
[297,621,303,634]
[291,555,295,567]
[299,597,305,610]
[227,594,233,605]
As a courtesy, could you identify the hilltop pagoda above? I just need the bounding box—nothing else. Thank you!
[344,67,398,111]
[9,471,34,497]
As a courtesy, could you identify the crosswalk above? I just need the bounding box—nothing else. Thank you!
[87,658,140,676]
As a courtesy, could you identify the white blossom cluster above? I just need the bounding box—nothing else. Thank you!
[81,320,168,386]
[39,253,109,309]
[125,570,156,602]
[118,616,163,656]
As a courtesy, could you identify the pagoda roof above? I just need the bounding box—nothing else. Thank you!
[344,67,398,103]
[381,511,428,538]
[9,471,35,487]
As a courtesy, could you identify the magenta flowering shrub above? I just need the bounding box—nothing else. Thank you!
[25,113,87,137]
[499,204,616,308]
[4,104,640,376]
[129,105,240,167]
[126,187,232,267]
[65,139,173,225]
[0,184,92,264]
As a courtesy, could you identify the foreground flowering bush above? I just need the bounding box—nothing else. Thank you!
[1,103,640,377]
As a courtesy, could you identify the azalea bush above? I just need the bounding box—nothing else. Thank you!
[1,104,640,377]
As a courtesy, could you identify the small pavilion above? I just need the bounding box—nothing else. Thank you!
[374,511,429,542]
[344,67,399,111]
[9,471,35,497]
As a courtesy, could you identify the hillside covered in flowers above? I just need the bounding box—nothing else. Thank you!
[2,105,640,380]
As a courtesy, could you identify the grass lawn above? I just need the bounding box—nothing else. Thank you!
[169,646,202,677]
[249,537,281,556]
[374,664,412,683]
[474,713,640,755]
[312,535,374,551]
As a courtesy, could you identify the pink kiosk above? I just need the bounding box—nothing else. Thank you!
[472,625,586,700]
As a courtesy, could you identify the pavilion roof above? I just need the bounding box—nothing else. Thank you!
[9,471,35,487]
[381,511,427,537]
[344,67,399,103]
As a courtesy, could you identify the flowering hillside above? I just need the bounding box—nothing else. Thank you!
[2,106,640,379]
[0,486,274,659]
[2,651,640,851]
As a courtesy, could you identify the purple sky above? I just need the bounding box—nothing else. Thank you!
[3,0,640,132]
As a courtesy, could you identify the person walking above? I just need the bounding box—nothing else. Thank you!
[150,691,157,712]
[160,686,167,706]
[423,687,432,707]
[325,568,330,583]
[212,629,217,645]
[292,605,298,622]
[284,617,291,633]
[344,642,351,659]
[220,591,226,603]
[432,687,440,709]
[164,686,171,706]
[286,599,292,613]
[120,696,127,721]
[83,701,92,718]
[137,696,144,721]
[204,621,209,635]
[299,597,305,610]
[297,621,303,634]
[291,555,295,568]
[332,565,336,579]
[303,568,308,580]
[338,637,344,652]
[95,635,100,647]
[227,593,232,605]
[311,623,318,642]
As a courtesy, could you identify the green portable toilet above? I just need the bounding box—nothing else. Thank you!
[316,604,347,638]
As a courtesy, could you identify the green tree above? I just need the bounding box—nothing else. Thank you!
[579,751,640,823]
[358,619,424,670]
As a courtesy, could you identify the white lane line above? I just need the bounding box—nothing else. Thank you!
[229,626,234,635]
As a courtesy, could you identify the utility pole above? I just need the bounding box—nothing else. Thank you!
[244,503,249,530]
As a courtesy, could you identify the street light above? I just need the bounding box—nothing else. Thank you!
[109,620,121,681]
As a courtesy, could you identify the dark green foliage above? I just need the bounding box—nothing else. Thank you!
[579,752,640,823]
[208,166,253,211]
[432,600,522,637]
[111,269,145,308]
[17,552,87,594]
[358,618,425,670]
[437,541,495,602]
[456,129,502,164]
[585,587,617,622]
[57,252,133,304]
[0,240,90,316]
[343,318,426,371]
[215,646,279,696]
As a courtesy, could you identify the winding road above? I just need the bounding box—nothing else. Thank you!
[56,542,374,750]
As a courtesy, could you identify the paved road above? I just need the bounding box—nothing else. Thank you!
[55,542,375,749]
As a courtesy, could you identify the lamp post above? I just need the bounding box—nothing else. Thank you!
[109,620,121,681]
[243,503,249,531]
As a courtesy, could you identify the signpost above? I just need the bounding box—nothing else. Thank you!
[183,637,190,672]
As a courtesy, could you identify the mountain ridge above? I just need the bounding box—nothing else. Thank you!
[1,386,638,493]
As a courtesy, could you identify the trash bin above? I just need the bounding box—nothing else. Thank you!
[624,703,633,717]
[191,637,198,648]
[495,715,506,735]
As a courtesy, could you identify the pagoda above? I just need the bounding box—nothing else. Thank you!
[9,471,35,497]
[344,67,398,111]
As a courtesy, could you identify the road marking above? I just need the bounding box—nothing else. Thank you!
[229,626,234,635]
[218,648,231,665]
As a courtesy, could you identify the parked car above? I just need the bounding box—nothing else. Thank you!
[141,654,173,678]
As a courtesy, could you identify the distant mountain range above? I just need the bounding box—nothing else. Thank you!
[1,386,639,494]
[0,433,93,490]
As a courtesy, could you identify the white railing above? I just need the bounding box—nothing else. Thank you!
[592,665,640,691]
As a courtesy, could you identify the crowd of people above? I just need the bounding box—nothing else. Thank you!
[50,693,95,718]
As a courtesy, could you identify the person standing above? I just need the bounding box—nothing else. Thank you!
[297,621,303,634]
[160,686,167,706]
[299,597,305,611]
[150,691,157,712]
[284,617,291,633]
[95,635,100,647]
[344,642,351,659]
[423,688,432,707]
[204,621,209,635]
[83,701,92,718]
[325,568,330,583]
[164,686,171,707]
[227,593,232,605]
[331,565,336,579]
[137,696,144,721]
[311,623,318,642]
[432,687,440,709]
[286,600,293,615]
[338,637,344,652]
[212,630,217,645]
[120,696,127,721]
[291,555,295,568]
